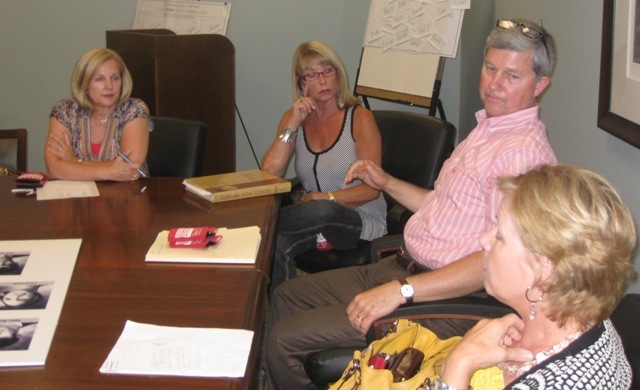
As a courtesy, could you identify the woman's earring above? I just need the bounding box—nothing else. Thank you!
[338,97,345,109]
[525,286,544,320]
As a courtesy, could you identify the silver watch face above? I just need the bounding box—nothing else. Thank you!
[400,284,414,298]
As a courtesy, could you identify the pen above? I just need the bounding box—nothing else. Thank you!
[117,151,147,178]
[11,188,36,195]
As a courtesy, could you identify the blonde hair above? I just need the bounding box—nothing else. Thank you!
[499,164,637,327]
[70,48,133,109]
[291,41,359,108]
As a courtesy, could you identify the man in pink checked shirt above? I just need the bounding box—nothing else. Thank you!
[264,18,558,390]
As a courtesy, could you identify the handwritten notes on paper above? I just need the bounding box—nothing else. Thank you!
[36,181,99,200]
[133,0,232,35]
[364,0,468,57]
[100,321,254,378]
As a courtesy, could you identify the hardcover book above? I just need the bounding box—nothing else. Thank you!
[182,169,291,203]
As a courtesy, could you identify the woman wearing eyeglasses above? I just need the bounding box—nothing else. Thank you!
[262,41,387,292]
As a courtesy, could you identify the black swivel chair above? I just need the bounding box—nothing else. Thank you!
[146,116,207,177]
[293,110,457,274]
[305,232,640,389]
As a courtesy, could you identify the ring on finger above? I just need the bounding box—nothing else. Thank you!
[296,98,303,103]
[356,315,364,322]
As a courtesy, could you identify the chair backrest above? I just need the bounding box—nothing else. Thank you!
[374,111,456,233]
[0,129,27,174]
[375,110,455,191]
[610,293,640,389]
[147,116,207,177]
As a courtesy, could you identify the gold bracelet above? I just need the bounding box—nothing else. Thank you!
[327,192,336,202]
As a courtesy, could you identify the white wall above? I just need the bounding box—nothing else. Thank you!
[1,0,638,293]
[494,0,640,293]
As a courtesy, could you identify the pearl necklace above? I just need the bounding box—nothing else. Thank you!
[497,328,585,377]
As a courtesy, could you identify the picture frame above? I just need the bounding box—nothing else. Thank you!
[598,0,640,149]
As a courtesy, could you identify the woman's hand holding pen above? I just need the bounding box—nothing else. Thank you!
[117,151,147,180]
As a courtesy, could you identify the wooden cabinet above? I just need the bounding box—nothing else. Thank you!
[107,29,235,175]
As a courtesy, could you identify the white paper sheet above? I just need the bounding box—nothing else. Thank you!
[36,180,99,200]
[100,320,254,378]
[0,239,81,367]
[133,0,232,35]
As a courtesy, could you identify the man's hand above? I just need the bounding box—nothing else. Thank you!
[346,281,406,334]
[344,160,389,191]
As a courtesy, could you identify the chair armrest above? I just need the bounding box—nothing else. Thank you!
[282,176,303,207]
[386,203,413,235]
[369,234,404,263]
[368,294,513,341]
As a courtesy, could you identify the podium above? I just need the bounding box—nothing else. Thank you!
[107,29,235,176]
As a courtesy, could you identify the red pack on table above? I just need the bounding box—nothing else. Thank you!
[15,172,48,188]
[167,227,222,248]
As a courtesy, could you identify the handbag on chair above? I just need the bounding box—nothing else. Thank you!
[329,319,503,390]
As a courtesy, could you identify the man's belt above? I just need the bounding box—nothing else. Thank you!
[395,246,431,274]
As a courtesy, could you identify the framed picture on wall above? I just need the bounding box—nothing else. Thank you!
[598,0,640,149]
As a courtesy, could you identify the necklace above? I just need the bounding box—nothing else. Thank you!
[93,113,110,123]
[497,328,586,377]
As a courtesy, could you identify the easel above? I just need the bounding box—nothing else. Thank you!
[353,47,447,120]
[355,0,467,121]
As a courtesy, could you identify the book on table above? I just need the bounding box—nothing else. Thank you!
[145,226,261,264]
[182,169,291,203]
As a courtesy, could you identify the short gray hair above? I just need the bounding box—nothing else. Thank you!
[485,18,556,78]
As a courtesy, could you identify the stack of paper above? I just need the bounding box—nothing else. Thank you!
[100,320,254,378]
[145,226,261,264]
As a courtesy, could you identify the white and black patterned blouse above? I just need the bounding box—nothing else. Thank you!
[294,105,387,240]
[508,319,631,389]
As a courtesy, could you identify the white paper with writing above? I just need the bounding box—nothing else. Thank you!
[100,320,254,378]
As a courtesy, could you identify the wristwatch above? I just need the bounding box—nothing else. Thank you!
[278,126,298,143]
[398,278,414,304]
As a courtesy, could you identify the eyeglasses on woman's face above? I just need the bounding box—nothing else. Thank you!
[300,66,336,82]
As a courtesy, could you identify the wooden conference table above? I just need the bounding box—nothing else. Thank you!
[0,176,280,390]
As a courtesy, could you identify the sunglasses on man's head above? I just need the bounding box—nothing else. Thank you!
[497,19,549,61]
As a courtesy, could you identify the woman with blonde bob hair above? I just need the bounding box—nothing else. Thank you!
[437,164,636,389]
[45,48,151,181]
[262,41,386,291]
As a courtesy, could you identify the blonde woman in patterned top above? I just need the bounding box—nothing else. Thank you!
[45,48,151,181]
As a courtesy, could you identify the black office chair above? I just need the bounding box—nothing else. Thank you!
[146,116,207,177]
[304,233,640,389]
[304,234,513,388]
[611,293,640,390]
[293,110,456,274]
[0,128,27,175]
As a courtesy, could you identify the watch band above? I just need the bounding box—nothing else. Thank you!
[398,278,414,304]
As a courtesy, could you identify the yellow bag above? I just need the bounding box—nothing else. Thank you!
[329,319,459,390]
[329,319,504,390]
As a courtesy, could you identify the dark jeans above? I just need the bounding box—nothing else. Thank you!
[269,200,362,292]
